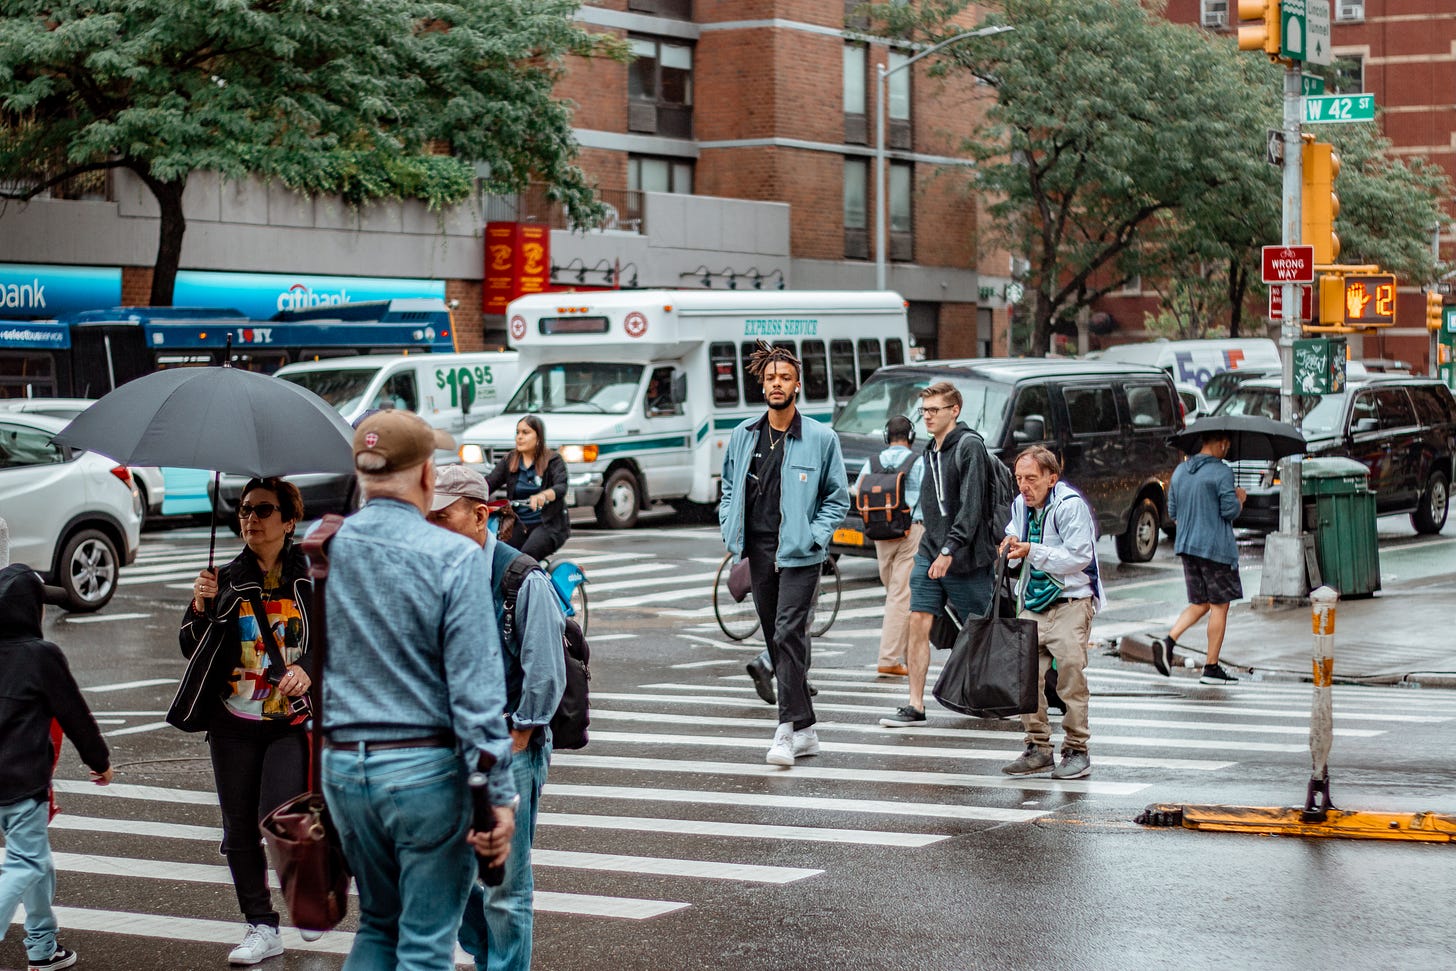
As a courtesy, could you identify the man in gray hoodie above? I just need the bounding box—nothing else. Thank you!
[1156,433,1246,685]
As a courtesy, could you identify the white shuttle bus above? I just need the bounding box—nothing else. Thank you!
[457,289,912,528]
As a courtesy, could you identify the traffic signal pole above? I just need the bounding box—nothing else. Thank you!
[1280,63,1303,428]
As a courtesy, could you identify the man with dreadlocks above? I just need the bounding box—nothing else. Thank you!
[720,341,850,766]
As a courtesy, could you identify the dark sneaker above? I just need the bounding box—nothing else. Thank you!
[746,653,776,705]
[1152,635,1174,677]
[1001,744,1055,776]
[1051,749,1092,780]
[30,947,78,971]
[1200,663,1240,685]
[878,705,927,728]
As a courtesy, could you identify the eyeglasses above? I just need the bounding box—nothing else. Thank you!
[918,405,951,417]
[238,503,279,520]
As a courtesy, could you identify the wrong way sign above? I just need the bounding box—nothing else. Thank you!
[1262,245,1315,284]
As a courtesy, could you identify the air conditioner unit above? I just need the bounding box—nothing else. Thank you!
[1201,0,1228,28]
[1337,1,1364,21]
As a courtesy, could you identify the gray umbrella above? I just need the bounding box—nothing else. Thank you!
[51,357,355,565]
[1169,415,1305,463]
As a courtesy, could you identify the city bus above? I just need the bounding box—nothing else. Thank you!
[456,290,911,529]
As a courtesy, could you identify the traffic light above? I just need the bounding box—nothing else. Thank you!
[1428,290,1445,333]
[1319,273,1345,326]
[1302,141,1341,265]
[1237,0,1281,59]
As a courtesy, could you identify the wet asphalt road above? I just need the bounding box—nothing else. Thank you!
[9,512,1455,971]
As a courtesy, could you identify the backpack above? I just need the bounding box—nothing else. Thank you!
[493,549,591,751]
[856,450,919,540]
[954,430,1015,550]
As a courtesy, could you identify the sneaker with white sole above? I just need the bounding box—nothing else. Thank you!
[1200,663,1240,685]
[1051,748,1092,780]
[228,924,284,966]
[1153,635,1174,677]
[28,946,78,971]
[878,705,927,728]
[765,723,795,766]
[298,928,326,942]
[1000,744,1055,776]
[791,727,820,758]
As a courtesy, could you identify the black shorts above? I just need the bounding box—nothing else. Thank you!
[1180,554,1243,605]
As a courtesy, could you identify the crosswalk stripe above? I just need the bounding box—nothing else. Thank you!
[14,907,371,960]
[119,569,205,586]
[583,730,1232,771]
[47,852,689,920]
[554,754,1151,795]
[537,813,949,846]
[546,783,1048,822]
[587,569,719,594]
[54,779,215,804]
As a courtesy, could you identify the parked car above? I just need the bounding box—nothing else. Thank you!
[0,412,142,610]
[1212,375,1456,533]
[830,359,1186,563]
[0,397,166,523]
[1175,382,1210,421]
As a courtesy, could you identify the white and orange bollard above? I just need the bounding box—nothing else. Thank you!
[1303,586,1339,822]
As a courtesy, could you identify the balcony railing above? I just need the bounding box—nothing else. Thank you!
[483,183,645,235]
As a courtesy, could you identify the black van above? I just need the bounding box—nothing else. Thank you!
[831,359,1185,563]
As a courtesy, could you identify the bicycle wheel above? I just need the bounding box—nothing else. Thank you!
[570,580,589,636]
[713,553,761,641]
[809,555,841,638]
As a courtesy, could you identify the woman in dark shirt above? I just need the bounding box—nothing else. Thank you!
[485,414,571,560]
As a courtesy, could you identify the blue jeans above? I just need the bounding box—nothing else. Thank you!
[458,737,550,971]
[322,746,474,971]
[0,798,59,963]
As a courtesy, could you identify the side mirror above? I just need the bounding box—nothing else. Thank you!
[1353,417,1379,434]
[671,372,688,405]
[460,379,475,415]
[1015,414,1046,443]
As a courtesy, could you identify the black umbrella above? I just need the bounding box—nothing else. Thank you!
[52,348,355,566]
[1169,415,1305,463]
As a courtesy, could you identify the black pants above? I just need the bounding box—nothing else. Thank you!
[207,710,309,927]
[747,537,819,730]
[516,520,566,561]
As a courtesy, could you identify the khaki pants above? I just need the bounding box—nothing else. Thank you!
[1020,597,1094,752]
[874,523,923,668]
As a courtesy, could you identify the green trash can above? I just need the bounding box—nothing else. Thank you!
[1300,457,1381,598]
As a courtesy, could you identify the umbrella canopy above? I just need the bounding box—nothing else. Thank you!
[1169,415,1305,464]
[51,365,355,477]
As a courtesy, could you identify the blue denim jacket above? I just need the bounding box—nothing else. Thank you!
[485,532,566,733]
[318,498,516,806]
[719,411,850,567]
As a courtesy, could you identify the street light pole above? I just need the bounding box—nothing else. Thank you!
[874,24,1013,292]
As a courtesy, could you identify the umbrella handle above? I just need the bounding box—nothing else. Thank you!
[208,470,219,570]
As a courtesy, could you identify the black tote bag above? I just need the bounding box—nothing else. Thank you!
[932,554,1039,719]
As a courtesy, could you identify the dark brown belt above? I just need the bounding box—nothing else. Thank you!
[324,732,455,752]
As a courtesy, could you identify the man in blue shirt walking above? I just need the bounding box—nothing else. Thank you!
[1157,432,1247,685]
[321,411,518,971]
[853,415,924,677]
[427,466,566,971]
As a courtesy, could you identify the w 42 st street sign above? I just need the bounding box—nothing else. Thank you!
[1303,93,1376,124]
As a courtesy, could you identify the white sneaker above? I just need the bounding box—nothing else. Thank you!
[791,727,820,758]
[228,924,284,965]
[298,928,325,942]
[766,723,795,766]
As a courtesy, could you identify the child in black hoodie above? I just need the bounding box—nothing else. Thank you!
[0,563,112,971]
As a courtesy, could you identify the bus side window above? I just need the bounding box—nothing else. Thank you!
[710,342,739,407]
[857,338,883,385]
[373,372,418,412]
[645,365,682,417]
[830,339,856,399]
[801,340,829,401]
[885,338,905,366]
[741,342,765,405]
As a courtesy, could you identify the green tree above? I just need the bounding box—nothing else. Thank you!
[0,0,617,305]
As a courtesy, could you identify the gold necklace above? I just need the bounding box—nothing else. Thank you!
[767,426,787,452]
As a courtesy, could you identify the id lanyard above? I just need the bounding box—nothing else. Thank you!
[927,446,947,517]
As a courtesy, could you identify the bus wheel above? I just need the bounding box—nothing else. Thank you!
[597,469,640,529]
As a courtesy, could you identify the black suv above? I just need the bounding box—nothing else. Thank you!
[1212,375,1456,533]
[830,359,1185,563]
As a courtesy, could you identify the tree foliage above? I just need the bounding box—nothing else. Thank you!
[0,0,619,304]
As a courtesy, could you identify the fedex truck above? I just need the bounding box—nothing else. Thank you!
[1094,338,1281,390]
[457,290,912,528]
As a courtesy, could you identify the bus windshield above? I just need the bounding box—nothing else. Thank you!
[278,368,382,414]
[834,371,1009,442]
[505,362,645,415]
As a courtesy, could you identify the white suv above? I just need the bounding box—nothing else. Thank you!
[0,412,142,611]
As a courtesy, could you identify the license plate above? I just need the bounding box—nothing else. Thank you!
[832,527,865,546]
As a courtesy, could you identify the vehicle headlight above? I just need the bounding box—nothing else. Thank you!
[560,444,599,464]
[459,444,485,464]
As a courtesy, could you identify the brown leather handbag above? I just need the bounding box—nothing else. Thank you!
[260,514,351,933]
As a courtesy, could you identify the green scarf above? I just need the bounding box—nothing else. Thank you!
[1021,507,1064,613]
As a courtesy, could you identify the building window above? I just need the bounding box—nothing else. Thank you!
[844,158,869,260]
[628,155,693,194]
[1200,0,1228,27]
[887,50,911,150]
[628,36,693,138]
[843,44,868,144]
[889,161,912,262]
[1335,1,1364,23]
[1310,55,1363,94]
[628,0,692,19]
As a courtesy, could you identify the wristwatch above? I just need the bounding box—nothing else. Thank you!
[504,793,521,815]
[940,546,953,557]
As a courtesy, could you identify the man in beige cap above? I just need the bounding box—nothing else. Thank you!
[317,411,519,969]
[427,465,565,971]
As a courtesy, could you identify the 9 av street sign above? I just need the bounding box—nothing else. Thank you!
[1303,93,1376,124]
[1263,245,1315,284]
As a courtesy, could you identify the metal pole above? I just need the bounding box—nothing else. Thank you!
[875,62,888,292]
[1303,585,1339,822]
[1279,63,1303,426]
[1432,223,1442,378]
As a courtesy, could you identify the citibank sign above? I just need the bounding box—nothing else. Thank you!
[276,283,353,311]
[0,264,121,318]
[174,270,444,320]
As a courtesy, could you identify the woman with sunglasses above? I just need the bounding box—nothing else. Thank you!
[176,477,314,966]
[484,414,571,560]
